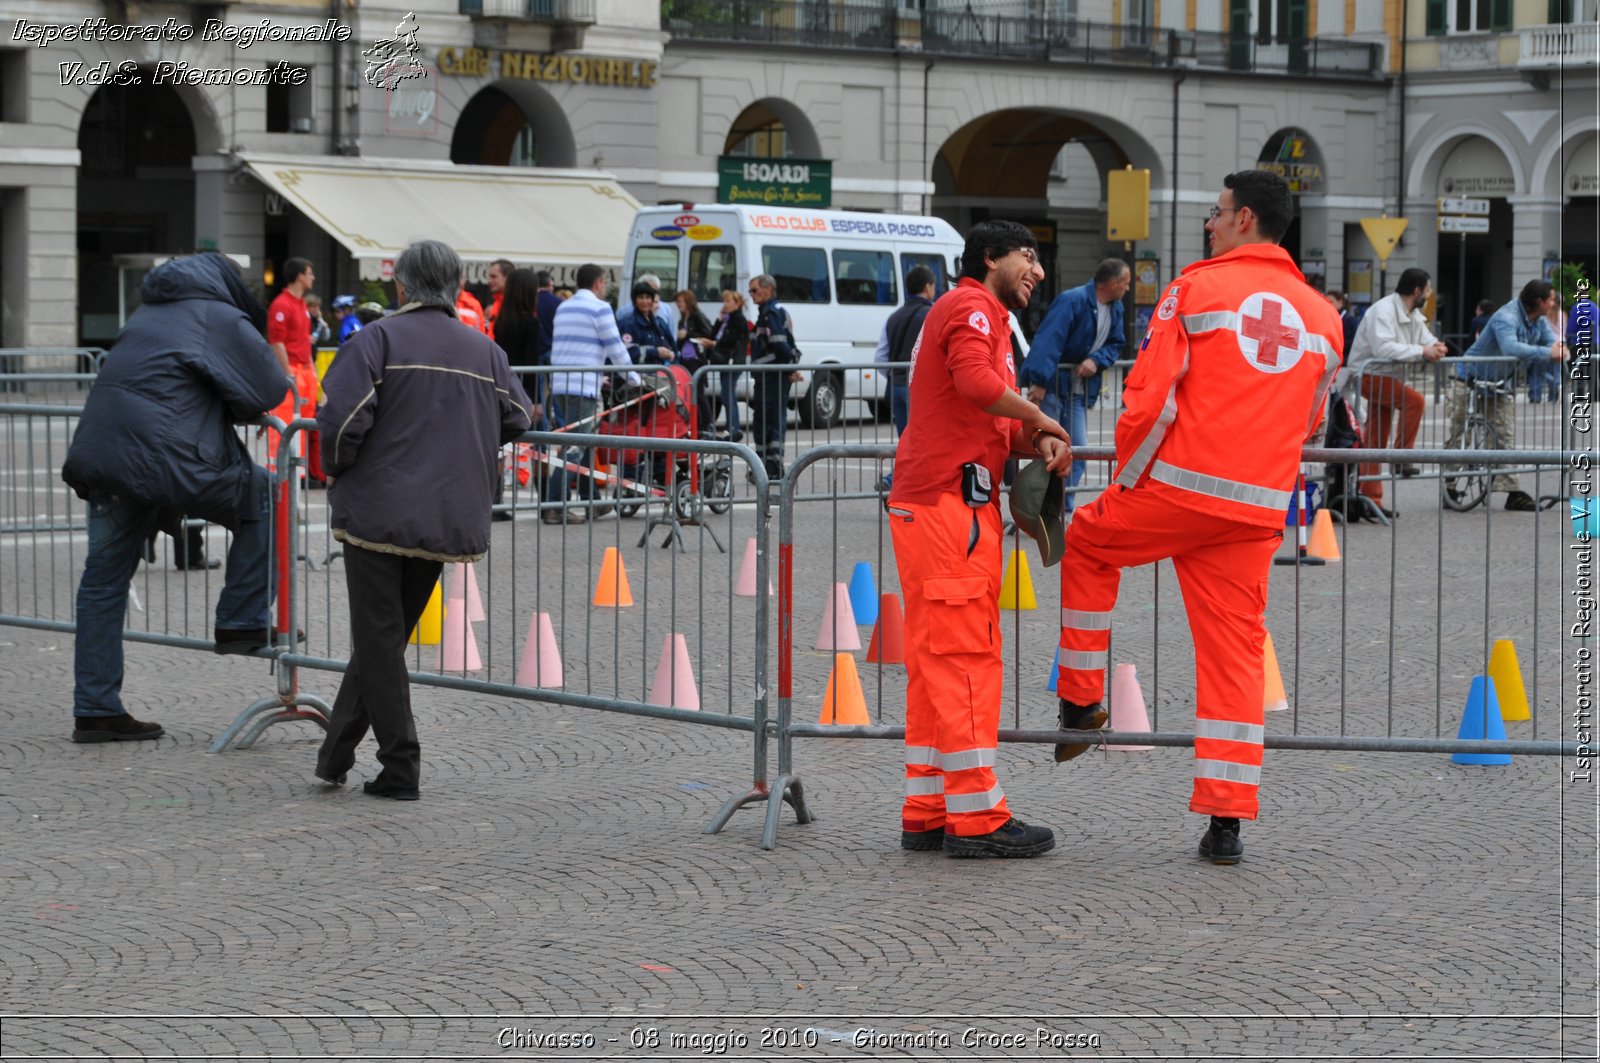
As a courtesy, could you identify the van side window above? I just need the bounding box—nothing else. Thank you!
[688,245,737,302]
[633,246,679,295]
[899,252,949,296]
[761,245,830,304]
[833,250,897,305]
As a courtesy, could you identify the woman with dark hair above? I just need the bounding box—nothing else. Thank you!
[708,289,750,440]
[491,267,544,510]
[674,289,717,436]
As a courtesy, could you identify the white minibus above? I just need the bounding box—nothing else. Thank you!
[623,204,963,427]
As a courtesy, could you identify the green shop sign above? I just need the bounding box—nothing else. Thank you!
[717,157,831,207]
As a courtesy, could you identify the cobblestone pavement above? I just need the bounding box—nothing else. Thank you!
[2,416,1597,1060]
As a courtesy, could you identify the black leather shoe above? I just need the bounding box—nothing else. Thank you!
[1505,490,1538,512]
[1399,464,1423,478]
[1053,698,1109,763]
[314,770,347,787]
[363,778,420,801]
[943,817,1055,859]
[1198,816,1243,865]
[213,627,306,655]
[900,828,945,852]
[173,550,221,570]
[73,714,164,743]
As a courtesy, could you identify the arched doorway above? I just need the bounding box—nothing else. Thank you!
[1425,134,1519,339]
[451,82,577,168]
[724,98,821,159]
[1254,127,1328,265]
[77,76,197,346]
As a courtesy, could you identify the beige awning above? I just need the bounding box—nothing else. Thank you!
[237,153,641,280]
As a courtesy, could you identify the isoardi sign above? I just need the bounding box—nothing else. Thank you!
[717,156,831,208]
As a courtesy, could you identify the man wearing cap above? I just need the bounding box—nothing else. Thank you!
[332,295,361,345]
[886,219,1071,859]
[1052,171,1343,865]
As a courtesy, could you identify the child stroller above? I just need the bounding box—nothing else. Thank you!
[1321,389,1387,524]
[598,364,733,522]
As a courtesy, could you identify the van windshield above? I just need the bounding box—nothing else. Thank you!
[688,245,736,302]
[632,246,679,296]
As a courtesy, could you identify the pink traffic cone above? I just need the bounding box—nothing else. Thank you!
[814,581,862,652]
[516,611,563,688]
[1106,663,1154,751]
[735,537,773,597]
[648,633,700,710]
[440,606,481,672]
[446,562,487,623]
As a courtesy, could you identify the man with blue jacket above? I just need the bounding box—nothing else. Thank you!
[1449,279,1567,511]
[1019,258,1130,514]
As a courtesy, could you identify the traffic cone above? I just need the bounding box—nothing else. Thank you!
[1044,645,1061,693]
[999,547,1037,610]
[593,546,634,607]
[440,607,481,672]
[865,593,905,665]
[408,580,443,645]
[1486,639,1531,722]
[647,633,700,710]
[820,652,870,725]
[1306,508,1341,562]
[1451,675,1511,765]
[1106,663,1154,751]
[1263,631,1288,712]
[734,537,772,597]
[814,581,862,651]
[516,611,563,688]
[848,562,879,626]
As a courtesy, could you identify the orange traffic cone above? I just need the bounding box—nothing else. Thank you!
[865,593,906,664]
[593,546,634,607]
[1263,631,1288,713]
[814,581,862,652]
[647,633,700,710]
[820,652,870,725]
[1306,509,1341,562]
[516,611,563,688]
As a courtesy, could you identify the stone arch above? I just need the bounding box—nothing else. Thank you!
[1531,121,1599,197]
[451,80,577,168]
[1406,124,1525,199]
[933,107,1163,200]
[1252,126,1328,194]
[723,97,821,159]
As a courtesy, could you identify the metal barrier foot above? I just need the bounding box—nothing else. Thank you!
[703,785,768,835]
[235,694,335,750]
[759,774,815,850]
[208,696,284,753]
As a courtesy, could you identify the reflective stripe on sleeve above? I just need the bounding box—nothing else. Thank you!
[1115,350,1190,487]
[1195,719,1265,745]
[1181,310,1238,333]
[1150,460,1291,511]
[904,745,941,768]
[944,783,1006,814]
[1061,608,1113,631]
[1195,758,1262,785]
[941,747,998,772]
[1060,648,1108,670]
[905,776,945,796]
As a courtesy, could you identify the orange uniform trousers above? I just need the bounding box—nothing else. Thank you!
[271,362,324,482]
[1358,373,1424,504]
[1057,484,1280,820]
[888,492,1012,837]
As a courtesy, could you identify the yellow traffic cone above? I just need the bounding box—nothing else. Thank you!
[999,547,1037,610]
[408,581,443,645]
[1487,639,1531,722]
[1263,631,1288,713]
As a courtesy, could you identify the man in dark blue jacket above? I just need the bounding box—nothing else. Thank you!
[1019,258,1129,514]
[61,254,287,743]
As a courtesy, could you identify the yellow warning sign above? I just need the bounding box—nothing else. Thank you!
[1359,216,1410,268]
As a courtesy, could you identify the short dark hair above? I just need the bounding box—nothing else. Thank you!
[490,258,515,276]
[905,265,935,295]
[535,270,553,288]
[282,257,312,286]
[631,280,658,300]
[1396,268,1431,297]
[959,220,1036,282]
[1093,257,1130,286]
[1221,171,1293,242]
[1520,279,1555,312]
[576,263,605,291]
[1476,299,1495,314]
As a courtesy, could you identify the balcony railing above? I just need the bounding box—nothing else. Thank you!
[664,4,1384,79]
[460,0,597,23]
[1519,21,1600,69]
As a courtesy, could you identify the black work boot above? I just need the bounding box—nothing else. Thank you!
[900,828,946,852]
[72,714,165,743]
[1198,816,1243,865]
[1053,698,1109,763]
[942,817,1055,859]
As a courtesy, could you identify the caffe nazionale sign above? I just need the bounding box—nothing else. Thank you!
[437,46,657,87]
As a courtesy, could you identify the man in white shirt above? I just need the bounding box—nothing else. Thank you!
[1341,268,1446,516]
[548,263,637,523]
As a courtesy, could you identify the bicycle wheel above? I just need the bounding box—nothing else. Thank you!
[1442,420,1495,512]
[705,460,733,515]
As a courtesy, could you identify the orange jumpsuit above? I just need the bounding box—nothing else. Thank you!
[887,279,1032,838]
[457,291,491,335]
[267,289,324,481]
[1056,243,1343,820]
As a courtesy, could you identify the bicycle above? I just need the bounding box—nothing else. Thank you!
[1441,378,1512,512]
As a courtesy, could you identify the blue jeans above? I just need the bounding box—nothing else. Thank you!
[1527,358,1560,402]
[73,469,273,718]
[548,393,599,502]
[890,382,909,436]
[1039,387,1090,513]
[717,369,743,438]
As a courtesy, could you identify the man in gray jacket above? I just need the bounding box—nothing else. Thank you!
[62,253,286,743]
[314,240,533,800]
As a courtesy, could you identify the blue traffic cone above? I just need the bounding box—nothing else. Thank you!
[848,562,878,627]
[1451,675,1512,765]
[1045,645,1061,693]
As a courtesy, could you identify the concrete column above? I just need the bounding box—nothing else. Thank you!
[0,162,78,349]
[1507,194,1564,283]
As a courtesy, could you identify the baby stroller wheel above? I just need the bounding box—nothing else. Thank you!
[705,463,733,515]
[672,479,702,523]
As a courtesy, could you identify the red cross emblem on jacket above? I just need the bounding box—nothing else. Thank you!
[1236,293,1305,374]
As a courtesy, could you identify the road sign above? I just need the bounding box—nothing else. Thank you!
[1359,216,1410,268]
[1438,215,1491,234]
[1438,196,1490,216]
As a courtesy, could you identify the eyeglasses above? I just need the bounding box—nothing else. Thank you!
[1008,247,1040,265]
[1207,206,1241,221]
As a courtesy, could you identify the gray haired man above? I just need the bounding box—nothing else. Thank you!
[315,240,533,800]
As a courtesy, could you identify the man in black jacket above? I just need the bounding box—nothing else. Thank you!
[61,253,287,743]
[314,239,533,800]
[747,273,798,479]
[874,266,937,490]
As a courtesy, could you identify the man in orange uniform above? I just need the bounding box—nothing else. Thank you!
[888,220,1073,859]
[456,286,491,335]
[1053,171,1343,865]
[267,257,325,485]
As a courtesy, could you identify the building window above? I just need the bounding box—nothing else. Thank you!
[1431,0,1510,33]
[265,65,313,134]
[510,125,537,167]
[0,48,25,124]
[1256,0,1307,43]
[725,102,794,159]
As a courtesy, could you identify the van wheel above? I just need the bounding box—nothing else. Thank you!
[799,371,842,429]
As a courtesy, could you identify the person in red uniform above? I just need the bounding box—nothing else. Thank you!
[267,257,325,484]
[456,286,491,335]
[1052,170,1344,865]
[888,219,1073,859]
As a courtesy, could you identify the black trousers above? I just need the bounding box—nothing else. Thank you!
[751,370,792,475]
[316,544,444,789]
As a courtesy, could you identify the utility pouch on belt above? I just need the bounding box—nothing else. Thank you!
[960,462,992,508]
